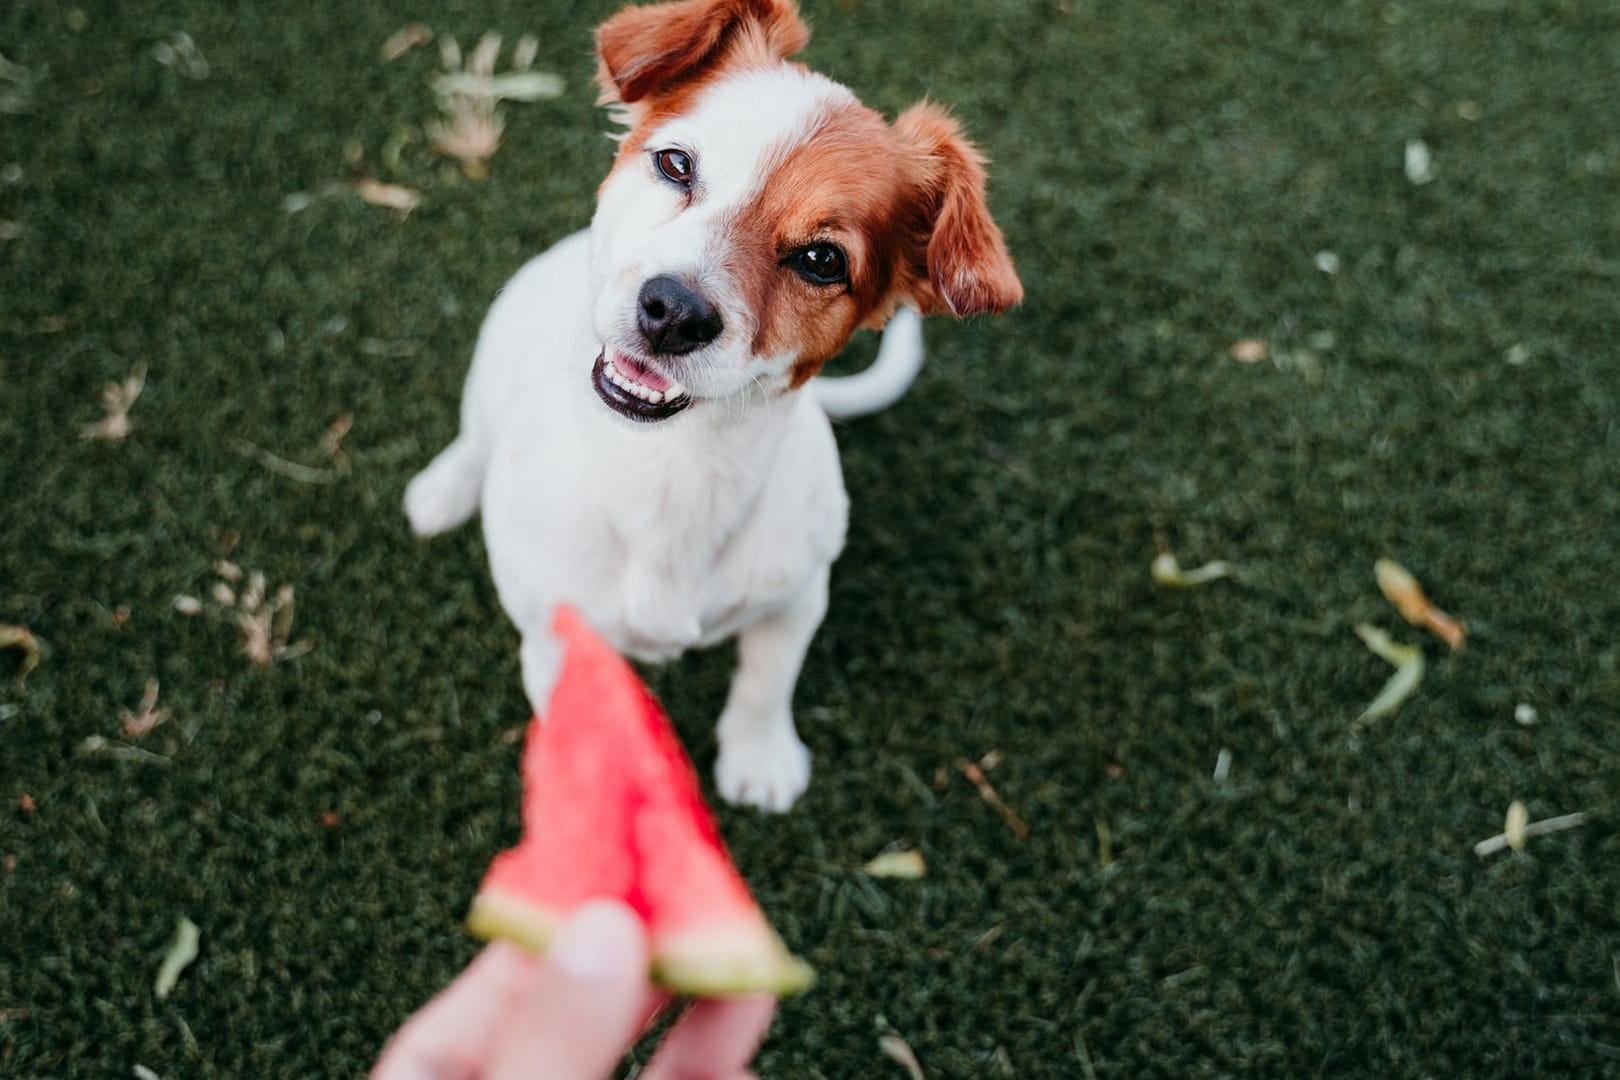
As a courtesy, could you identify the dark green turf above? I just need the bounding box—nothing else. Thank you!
[4,0,1619,1075]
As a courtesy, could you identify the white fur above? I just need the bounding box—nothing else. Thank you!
[813,307,924,420]
[405,68,921,812]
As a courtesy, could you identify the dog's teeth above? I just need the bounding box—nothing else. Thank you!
[602,356,682,407]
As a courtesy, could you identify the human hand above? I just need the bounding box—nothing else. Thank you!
[371,900,776,1080]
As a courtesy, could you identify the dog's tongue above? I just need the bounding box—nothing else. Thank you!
[613,352,674,394]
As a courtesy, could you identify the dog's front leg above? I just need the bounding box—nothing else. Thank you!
[518,627,565,721]
[714,566,829,813]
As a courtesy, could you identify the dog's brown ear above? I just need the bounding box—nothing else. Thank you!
[596,0,809,105]
[894,102,1023,318]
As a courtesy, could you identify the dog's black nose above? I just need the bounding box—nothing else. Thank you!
[637,275,723,356]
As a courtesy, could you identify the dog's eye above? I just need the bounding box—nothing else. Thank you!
[654,148,694,187]
[793,243,848,286]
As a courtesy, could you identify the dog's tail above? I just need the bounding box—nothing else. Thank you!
[811,308,925,421]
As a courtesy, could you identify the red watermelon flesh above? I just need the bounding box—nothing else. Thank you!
[466,605,814,997]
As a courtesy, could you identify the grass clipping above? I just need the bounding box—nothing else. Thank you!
[154,917,200,1001]
[862,850,926,880]
[0,623,41,686]
[1353,623,1424,729]
[1151,548,1233,588]
[1350,559,1466,728]
[1375,557,1465,649]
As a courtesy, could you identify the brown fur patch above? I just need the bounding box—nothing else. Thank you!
[722,102,915,386]
[725,100,1024,386]
[596,0,806,108]
[891,103,1023,318]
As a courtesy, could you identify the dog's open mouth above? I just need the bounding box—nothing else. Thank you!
[591,350,693,423]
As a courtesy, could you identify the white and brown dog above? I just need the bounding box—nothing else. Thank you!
[405,0,1021,811]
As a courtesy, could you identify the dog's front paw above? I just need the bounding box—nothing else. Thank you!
[714,721,811,813]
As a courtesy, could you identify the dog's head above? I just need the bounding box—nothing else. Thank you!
[585,0,1021,423]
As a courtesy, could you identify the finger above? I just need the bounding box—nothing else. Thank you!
[486,899,662,1080]
[641,993,777,1080]
[371,943,540,1080]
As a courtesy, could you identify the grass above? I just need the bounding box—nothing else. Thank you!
[4,0,1619,1075]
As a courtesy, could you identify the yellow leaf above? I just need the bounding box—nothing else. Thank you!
[154,916,200,1000]
[862,850,926,880]
[356,179,422,213]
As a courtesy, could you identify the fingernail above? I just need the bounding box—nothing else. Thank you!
[548,900,643,984]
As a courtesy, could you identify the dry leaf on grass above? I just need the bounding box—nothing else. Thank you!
[1352,623,1424,728]
[322,414,353,466]
[957,759,1029,840]
[356,178,423,213]
[79,735,171,766]
[1503,800,1529,853]
[1404,138,1435,184]
[231,439,342,484]
[1152,550,1234,588]
[234,578,304,667]
[1375,557,1465,649]
[0,623,41,686]
[1229,338,1268,363]
[427,32,563,179]
[861,849,926,880]
[381,23,433,62]
[154,916,200,1000]
[510,34,540,73]
[180,563,311,667]
[433,70,565,103]
[879,1032,926,1080]
[120,678,170,739]
[0,51,42,114]
[79,363,146,442]
[1474,807,1586,858]
[150,32,208,80]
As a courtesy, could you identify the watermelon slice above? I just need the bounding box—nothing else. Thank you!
[466,606,814,997]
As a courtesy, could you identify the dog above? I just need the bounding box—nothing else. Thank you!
[404,0,1021,811]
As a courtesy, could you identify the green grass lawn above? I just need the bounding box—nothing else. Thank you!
[4,0,1619,1075]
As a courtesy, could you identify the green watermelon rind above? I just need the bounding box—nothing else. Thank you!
[467,888,816,998]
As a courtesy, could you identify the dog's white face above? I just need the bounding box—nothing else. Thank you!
[589,67,866,421]
[584,0,1023,425]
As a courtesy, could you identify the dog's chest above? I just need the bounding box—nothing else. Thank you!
[481,401,847,661]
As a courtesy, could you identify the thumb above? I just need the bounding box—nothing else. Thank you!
[486,900,659,1080]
